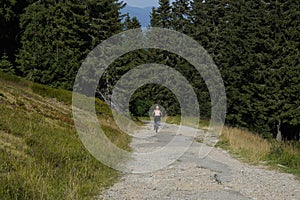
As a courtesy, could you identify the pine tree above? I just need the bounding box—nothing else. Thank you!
[150,0,172,28]
[124,15,141,30]
[188,0,208,47]
[150,7,159,27]
[16,0,125,90]
[171,0,191,33]
[0,53,14,74]
[87,0,125,48]
[263,0,300,139]
[0,0,32,68]
[213,0,299,139]
[214,0,275,135]
[146,0,299,139]
[16,0,91,89]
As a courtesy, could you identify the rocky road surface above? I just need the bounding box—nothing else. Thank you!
[100,122,300,200]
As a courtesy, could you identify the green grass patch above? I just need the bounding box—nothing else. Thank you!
[0,72,27,86]
[30,83,73,105]
[267,141,300,175]
[0,73,131,199]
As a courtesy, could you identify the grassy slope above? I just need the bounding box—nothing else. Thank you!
[165,116,300,178]
[0,73,131,199]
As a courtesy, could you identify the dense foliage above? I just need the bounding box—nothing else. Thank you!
[1,0,125,89]
[147,0,300,140]
[0,0,299,140]
[0,0,33,64]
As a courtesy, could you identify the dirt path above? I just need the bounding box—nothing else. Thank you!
[100,123,300,200]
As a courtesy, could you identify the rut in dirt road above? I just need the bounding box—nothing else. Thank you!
[100,123,300,200]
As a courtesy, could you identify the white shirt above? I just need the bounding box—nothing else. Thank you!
[153,110,161,116]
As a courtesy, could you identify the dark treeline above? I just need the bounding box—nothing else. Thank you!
[0,0,299,140]
[1,0,128,88]
[149,0,300,140]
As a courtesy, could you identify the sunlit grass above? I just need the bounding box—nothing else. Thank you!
[217,126,300,177]
[0,72,131,199]
[217,126,271,163]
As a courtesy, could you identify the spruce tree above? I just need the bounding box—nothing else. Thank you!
[263,0,300,139]
[0,0,32,68]
[150,0,172,28]
[124,15,141,30]
[87,0,125,48]
[16,0,91,89]
[171,0,191,33]
[0,53,14,74]
[150,7,160,27]
[16,0,125,90]
[212,0,299,138]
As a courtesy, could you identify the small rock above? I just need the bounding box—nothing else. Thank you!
[214,174,222,184]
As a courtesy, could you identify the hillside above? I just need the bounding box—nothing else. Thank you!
[121,5,152,27]
[0,73,131,199]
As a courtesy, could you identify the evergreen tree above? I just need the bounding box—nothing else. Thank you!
[171,0,191,33]
[193,0,228,55]
[0,53,14,74]
[17,0,91,89]
[150,0,172,28]
[211,0,299,139]
[150,7,160,27]
[263,0,300,139]
[87,0,125,48]
[188,0,208,47]
[147,0,212,117]
[16,0,125,90]
[0,0,32,67]
[124,14,141,30]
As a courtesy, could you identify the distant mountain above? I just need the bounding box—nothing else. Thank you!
[121,5,153,28]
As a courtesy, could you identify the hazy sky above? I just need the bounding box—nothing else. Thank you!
[123,0,158,8]
[123,0,176,8]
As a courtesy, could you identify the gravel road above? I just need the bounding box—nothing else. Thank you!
[100,122,300,200]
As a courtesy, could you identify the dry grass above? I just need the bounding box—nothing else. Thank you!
[218,126,300,177]
[218,127,272,163]
[282,142,300,155]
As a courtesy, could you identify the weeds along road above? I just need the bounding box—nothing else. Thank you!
[100,122,300,200]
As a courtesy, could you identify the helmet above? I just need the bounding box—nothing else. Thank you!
[155,106,159,109]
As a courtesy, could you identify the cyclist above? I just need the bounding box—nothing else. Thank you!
[152,106,162,131]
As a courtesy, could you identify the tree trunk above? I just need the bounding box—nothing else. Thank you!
[276,121,282,141]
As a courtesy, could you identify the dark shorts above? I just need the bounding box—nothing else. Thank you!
[154,116,161,123]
